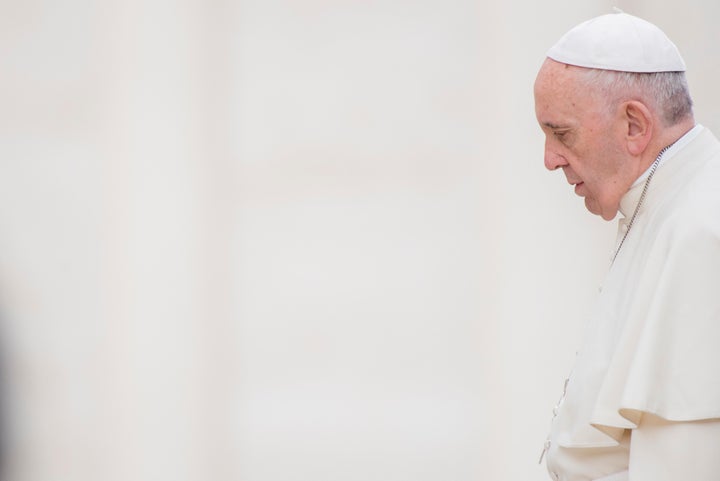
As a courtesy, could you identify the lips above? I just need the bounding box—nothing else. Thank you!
[573,182,585,195]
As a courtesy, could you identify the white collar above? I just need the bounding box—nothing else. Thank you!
[630,124,704,188]
[618,124,705,218]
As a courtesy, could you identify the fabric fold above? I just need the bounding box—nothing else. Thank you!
[552,128,720,451]
[593,210,720,436]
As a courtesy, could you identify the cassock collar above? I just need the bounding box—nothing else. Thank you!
[618,124,704,218]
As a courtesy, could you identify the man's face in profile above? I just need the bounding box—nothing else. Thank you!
[534,59,633,221]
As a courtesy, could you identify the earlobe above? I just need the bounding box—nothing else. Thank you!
[624,101,653,156]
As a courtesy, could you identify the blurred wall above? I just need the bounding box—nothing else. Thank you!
[0,1,718,480]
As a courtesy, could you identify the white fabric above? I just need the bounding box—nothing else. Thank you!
[629,414,720,480]
[630,124,703,189]
[544,127,720,480]
[547,12,686,73]
[595,470,627,481]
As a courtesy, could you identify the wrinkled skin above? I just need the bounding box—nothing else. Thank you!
[534,59,646,221]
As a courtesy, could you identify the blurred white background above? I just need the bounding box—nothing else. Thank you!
[0,0,718,480]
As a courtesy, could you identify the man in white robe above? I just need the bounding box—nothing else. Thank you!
[534,12,720,481]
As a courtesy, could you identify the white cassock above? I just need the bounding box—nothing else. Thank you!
[543,125,720,481]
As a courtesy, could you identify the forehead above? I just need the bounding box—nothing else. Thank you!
[535,59,572,88]
[534,59,595,125]
[534,60,581,104]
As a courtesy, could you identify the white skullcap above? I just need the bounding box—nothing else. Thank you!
[547,11,686,72]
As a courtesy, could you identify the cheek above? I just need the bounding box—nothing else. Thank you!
[580,148,616,183]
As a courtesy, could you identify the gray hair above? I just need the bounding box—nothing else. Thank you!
[579,69,693,126]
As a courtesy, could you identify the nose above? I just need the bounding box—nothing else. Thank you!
[544,143,569,171]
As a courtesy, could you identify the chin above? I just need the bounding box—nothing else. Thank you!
[600,210,618,221]
[584,198,601,216]
[585,199,617,221]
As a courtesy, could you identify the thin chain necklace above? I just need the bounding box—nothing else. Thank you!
[611,144,673,265]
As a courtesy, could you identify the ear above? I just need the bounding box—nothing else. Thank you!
[623,101,653,156]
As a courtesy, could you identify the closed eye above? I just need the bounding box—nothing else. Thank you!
[552,130,572,144]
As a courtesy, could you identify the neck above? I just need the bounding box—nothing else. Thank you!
[639,116,696,172]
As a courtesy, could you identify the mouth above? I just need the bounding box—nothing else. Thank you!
[573,182,584,195]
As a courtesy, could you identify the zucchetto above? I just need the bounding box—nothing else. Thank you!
[547,12,686,73]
